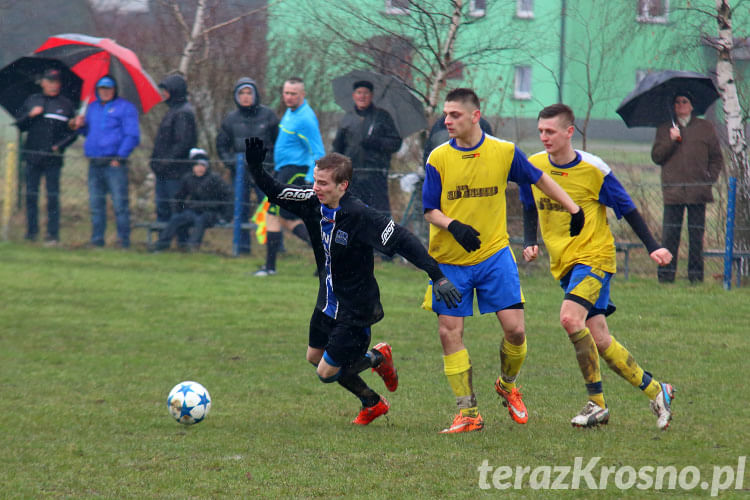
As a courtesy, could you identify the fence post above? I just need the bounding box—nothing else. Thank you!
[723,176,737,291]
[232,153,245,257]
[2,142,18,241]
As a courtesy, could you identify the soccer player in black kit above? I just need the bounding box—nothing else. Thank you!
[245,137,461,425]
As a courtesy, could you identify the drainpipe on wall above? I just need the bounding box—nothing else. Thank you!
[559,0,566,103]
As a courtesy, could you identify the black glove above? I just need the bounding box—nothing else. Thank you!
[433,277,462,309]
[447,220,481,252]
[569,208,585,237]
[244,137,267,174]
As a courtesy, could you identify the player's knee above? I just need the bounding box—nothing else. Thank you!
[503,326,525,345]
[306,351,322,366]
[316,364,340,383]
[560,313,584,334]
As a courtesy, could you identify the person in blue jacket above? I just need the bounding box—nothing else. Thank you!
[74,75,140,248]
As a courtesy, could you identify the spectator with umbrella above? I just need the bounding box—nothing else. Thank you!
[73,75,140,249]
[616,70,724,284]
[16,68,77,246]
[651,91,723,284]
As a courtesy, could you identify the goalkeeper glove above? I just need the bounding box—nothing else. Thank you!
[433,277,462,309]
[244,137,267,175]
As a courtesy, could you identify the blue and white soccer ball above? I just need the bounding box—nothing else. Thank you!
[167,381,212,425]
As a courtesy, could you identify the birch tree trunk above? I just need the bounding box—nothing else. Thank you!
[715,0,750,252]
[177,0,206,75]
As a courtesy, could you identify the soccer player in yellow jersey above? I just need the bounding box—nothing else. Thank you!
[520,103,675,430]
[423,89,585,433]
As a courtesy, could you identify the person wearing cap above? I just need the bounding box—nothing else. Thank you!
[149,148,231,252]
[73,75,140,248]
[332,80,402,221]
[216,77,279,254]
[16,68,77,245]
[651,91,723,283]
[150,74,198,223]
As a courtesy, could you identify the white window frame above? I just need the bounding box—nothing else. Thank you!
[637,0,669,24]
[469,0,486,18]
[516,0,533,19]
[385,0,409,15]
[514,65,532,100]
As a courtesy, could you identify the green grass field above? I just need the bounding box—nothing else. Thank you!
[2,242,749,498]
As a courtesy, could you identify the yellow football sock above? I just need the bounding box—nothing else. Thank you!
[443,349,477,417]
[601,336,661,400]
[498,338,527,391]
[570,328,605,409]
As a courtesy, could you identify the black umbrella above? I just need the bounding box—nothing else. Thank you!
[0,56,82,119]
[616,70,720,128]
[332,69,427,137]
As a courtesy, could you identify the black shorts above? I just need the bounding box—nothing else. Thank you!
[308,309,371,367]
[269,165,310,220]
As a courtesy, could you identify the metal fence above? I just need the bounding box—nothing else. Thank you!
[1,130,746,285]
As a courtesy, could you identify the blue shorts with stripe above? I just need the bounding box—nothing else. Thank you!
[431,246,524,317]
[559,264,616,317]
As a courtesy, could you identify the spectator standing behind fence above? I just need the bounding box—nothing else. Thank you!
[149,74,197,223]
[332,80,401,219]
[216,77,279,255]
[651,92,723,284]
[73,75,139,249]
[149,148,231,252]
[16,68,77,246]
[254,77,323,277]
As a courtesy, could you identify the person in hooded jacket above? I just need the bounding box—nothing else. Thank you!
[74,75,140,248]
[216,77,279,254]
[150,74,198,222]
[149,148,232,252]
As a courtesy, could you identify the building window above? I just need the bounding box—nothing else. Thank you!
[514,65,532,100]
[637,0,668,23]
[385,0,409,15]
[516,0,533,19]
[469,0,486,17]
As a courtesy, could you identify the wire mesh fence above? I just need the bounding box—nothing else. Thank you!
[1,126,747,285]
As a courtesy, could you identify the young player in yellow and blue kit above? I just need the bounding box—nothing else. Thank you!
[520,103,675,430]
[423,89,585,433]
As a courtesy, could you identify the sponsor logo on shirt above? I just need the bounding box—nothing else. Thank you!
[277,187,314,201]
[551,171,569,177]
[537,197,567,212]
[381,220,395,246]
[446,184,499,200]
[462,153,480,159]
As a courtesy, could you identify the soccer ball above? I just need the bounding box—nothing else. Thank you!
[167,381,211,425]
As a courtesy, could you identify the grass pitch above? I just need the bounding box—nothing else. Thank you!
[1,242,748,498]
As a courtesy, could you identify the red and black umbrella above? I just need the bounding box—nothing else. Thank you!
[33,33,162,113]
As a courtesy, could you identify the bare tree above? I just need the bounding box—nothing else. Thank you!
[275,0,523,118]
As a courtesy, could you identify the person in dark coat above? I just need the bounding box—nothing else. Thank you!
[332,80,402,218]
[216,77,279,254]
[16,68,77,244]
[651,91,723,283]
[150,148,231,252]
[149,74,198,223]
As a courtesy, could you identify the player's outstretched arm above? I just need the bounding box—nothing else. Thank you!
[622,208,672,266]
[533,173,584,236]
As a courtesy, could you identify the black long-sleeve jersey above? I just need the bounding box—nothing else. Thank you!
[252,166,445,327]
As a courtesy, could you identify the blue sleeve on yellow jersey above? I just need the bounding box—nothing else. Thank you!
[509,147,543,186]
[518,183,536,210]
[599,172,635,218]
[422,162,442,211]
